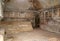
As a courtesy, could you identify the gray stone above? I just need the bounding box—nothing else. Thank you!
[41,21,60,34]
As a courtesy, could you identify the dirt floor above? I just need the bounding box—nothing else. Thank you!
[6,28,60,41]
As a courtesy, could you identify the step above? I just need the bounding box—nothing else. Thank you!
[0,21,33,35]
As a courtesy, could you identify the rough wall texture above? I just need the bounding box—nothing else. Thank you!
[0,21,33,35]
[4,0,60,11]
[5,0,32,11]
[40,10,60,34]
[0,0,3,20]
[38,0,60,8]
[40,21,60,34]
[3,11,34,20]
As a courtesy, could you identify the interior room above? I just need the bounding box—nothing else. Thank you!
[0,0,60,41]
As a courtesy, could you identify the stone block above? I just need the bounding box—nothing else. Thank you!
[4,12,34,20]
[40,21,60,34]
[0,21,33,34]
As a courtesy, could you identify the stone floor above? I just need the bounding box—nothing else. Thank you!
[6,28,60,41]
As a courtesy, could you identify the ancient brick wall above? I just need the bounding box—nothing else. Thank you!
[0,21,33,35]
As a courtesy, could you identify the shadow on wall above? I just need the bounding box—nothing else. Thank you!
[0,1,3,20]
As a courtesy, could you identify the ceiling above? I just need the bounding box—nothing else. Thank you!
[38,0,60,8]
[4,0,60,11]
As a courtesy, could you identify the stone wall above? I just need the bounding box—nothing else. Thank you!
[3,11,34,20]
[0,0,3,20]
[40,8,60,34]
[0,21,33,35]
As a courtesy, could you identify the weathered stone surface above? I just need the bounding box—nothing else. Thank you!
[6,29,60,41]
[0,21,33,35]
[5,0,32,11]
[40,20,60,34]
[0,0,3,21]
[4,12,34,19]
[3,11,35,22]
